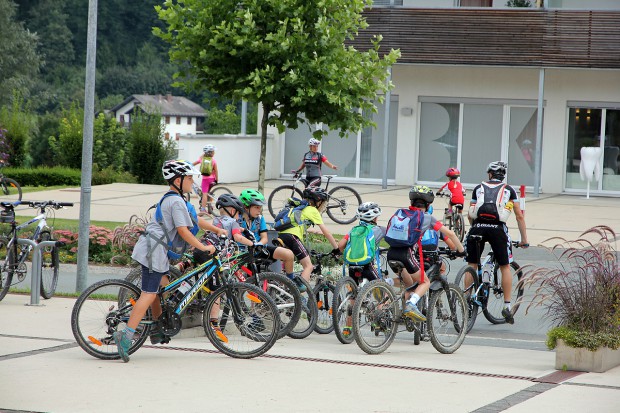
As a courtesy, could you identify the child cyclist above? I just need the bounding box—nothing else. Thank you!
[113,160,226,362]
[386,185,465,322]
[277,186,339,292]
[436,167,466,216]
[238,189,296,278]
[192,144,219,214]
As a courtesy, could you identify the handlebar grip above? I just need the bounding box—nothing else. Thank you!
[57,202,74,207]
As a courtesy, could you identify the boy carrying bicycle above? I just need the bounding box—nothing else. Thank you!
[276,186,339,292]
[386,185,465,322]
[113,160,226,362]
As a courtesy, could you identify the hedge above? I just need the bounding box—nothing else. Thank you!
[3,166,137,187]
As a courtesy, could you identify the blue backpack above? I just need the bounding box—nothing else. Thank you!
[385,208,425,248]
[273,198,309,231]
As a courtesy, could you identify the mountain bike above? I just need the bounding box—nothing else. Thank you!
[192,182,232,216]
[267,172,362,224]
[71,237,280,360]
[436,192,465,242]
[0,200,73,301]
[351,247,468,355]
[308,250,344,334]
[332,248,389,345]
[454,235,525,333]
[0,163,22,203]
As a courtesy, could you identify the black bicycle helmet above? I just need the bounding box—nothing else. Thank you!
[303,186,328,202]
[487,161,507,180]
[215,193,245,215]
[409,185,435,205]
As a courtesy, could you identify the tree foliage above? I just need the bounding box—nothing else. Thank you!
[0,93,37,166]
[127,112,172,185]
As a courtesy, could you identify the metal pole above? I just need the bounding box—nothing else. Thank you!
[240,100,247,135]
[382,67,392,189]
[533,68,545,197]
[76,0,98,292]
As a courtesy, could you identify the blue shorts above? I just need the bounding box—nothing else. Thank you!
[140,265,168,293]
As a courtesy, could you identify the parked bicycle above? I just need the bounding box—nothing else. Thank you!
[308,250,344,335]
[267,172,362,225]
[436,192,465,242]
[71,236,281,360]
[0,200,74,301]
[0,162,22,203]
[192,182,232,216]
[351,247,468,355]
[453,235,525,333]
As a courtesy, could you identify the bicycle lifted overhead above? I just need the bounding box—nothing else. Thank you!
[454,235,525,333]
[71,236,281,360]
[0,200,73,301]
[267,171,362,225]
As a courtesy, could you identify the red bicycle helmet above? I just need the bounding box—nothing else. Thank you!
[446,167,460,178]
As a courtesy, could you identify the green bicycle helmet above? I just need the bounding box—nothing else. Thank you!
[239,189,266,207]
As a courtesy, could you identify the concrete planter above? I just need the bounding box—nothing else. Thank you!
[555,339,620,373]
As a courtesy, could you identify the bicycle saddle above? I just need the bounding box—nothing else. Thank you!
[323,175,337,179]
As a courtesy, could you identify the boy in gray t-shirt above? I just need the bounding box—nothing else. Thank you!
[113,160,226,363]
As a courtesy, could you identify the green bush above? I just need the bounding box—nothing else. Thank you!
[92,165,137,185]
[3,166,81,186]
[547,326,620,351]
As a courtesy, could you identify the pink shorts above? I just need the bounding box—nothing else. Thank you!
[201,175,216,194]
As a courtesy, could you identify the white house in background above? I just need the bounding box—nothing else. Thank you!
[110,94,206,141]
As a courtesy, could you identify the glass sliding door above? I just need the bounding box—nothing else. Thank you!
[565,108,603,190]
[508,107,537,187]
[418,102,460,182]
[602,109,620,191]
[360,96,398,179]
[460,104,503,184]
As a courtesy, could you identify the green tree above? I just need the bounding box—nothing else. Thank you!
[93,113,129,171]
[155,0,399,191]
[27,0,75,73]
[127,112,171,184]
[0,0,42,106]
[0,93,37,166]
[49,102,83,169]
[30,112,59,166]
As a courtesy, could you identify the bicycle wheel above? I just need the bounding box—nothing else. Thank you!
[326,186,362,225]
[483,261,524,324]
[0,178,22,203]
[71,279,151,360]
[39,231,59,299]
[352,280,398,355]
[428,284,468,354]
[454,265,479,334]
[268,185,303,219]
[313,280,335,334]
[208,186,232,203]
[287,277,318,339]
[0,237,14,301]
[333,276,357,344]
[202,283,279,359]
[246,272,302,339]
[453,213,465,242]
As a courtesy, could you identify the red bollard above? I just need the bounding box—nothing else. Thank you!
[519,185,526,215]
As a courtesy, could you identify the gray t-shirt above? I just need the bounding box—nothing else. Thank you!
[132,193,194,273]
[213,215,243,240]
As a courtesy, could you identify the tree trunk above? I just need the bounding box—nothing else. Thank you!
[258,104,270,193]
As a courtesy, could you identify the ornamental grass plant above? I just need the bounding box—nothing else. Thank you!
[518,225,620,351]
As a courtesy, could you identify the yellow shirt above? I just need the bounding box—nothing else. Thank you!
[280,205,323,239]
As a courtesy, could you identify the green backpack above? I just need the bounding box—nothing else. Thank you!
[344,223,375,265]
[200,156,213,175]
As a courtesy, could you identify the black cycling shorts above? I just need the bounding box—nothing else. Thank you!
[278,233,309,261]
[348,262,380,284]
[465,221,513,266]
[386,246,420,275]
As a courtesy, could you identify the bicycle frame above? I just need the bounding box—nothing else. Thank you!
[3,211,49,274]
[160,257,221,315]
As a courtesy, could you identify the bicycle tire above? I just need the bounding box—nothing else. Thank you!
[332,276,357,344]
[39,231,59,299]
[413,297,426,345]
[453,213,465,242]
[0,237,14,301]
[326,186,362,225]
[208,186,233,203]
[267,185,303,219]
[483,261,524,324]
[246,272,302,339]
[202,283,279,359]
[287,277,318,339]
[428,283,468,354]
[352,280,398,355]
[71,279,151,360]
[0,178,22,203]
[313,281,335,334]
[454,265,479,334]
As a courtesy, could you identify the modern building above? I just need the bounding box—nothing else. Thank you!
[268,0,620,196]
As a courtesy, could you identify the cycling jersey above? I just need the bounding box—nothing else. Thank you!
[439,180,465,205]
[302,151,327,178]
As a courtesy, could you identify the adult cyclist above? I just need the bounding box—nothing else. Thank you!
[466,161,529,324]
[293,138,338,187]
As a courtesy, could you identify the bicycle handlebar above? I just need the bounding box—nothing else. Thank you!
[28,201,74,209]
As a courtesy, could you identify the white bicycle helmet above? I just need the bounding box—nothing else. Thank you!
[203,144,216,154]
[357,202,382,222]
[162,159,200,181]
[308,138,321,146]
[487,161,507,179]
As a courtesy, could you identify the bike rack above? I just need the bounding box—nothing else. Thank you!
[19,238,62,306]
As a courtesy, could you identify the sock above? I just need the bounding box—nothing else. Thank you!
[504,301,511,311]
[409,293,421,306]
[123,326,136,339]
[286,273,295,280]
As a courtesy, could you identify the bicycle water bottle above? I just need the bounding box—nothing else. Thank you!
[481,260,493,284]
[171,281,192,305]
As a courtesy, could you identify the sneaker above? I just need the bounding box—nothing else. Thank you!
[502,308,515,325]
[292,276,307,293]
[402,302,427,322]
[249,314,266,332]
[149,326,169,345]
[342,326,352,338]
[112,331,131,362]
